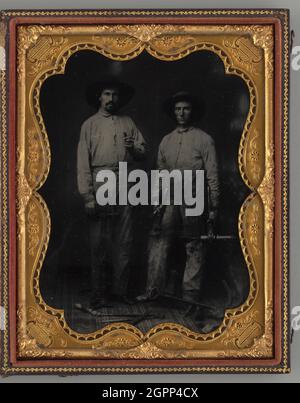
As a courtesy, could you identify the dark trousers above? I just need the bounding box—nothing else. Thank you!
[88,205,133,302]
[146,205,206,301]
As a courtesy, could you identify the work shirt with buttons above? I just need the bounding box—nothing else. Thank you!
[77,110,146,204]
[157,126,219,211]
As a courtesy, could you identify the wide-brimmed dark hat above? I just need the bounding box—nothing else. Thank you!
[86,78,135,109]
[164,91,204,121]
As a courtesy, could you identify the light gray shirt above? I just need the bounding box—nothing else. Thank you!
[77,110,146,204]
[157,126,220,211]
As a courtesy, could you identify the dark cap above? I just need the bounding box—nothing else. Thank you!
[164,91,204,121]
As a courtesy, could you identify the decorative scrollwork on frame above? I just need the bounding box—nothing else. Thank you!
[248,129,261,183]
[222,310,261,349]
[221,25,274,79]
[27,200,40,257]
[258,145,275,238]
[17,304,73,358]
[27,37,69,76]
[223,36,263,76]
[247,196,262,257]
[16,171,32,215]
[93,333,142,350]
[252,26,274,80]
[218,302,273,358]
[27,129,42,185]
[95,24,188,43]
[92,341,178,360]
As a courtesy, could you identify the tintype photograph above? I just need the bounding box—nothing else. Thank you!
[0,10,290,374]
[39,50,250,334]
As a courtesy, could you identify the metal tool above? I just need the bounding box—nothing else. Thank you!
[200,235,236,240]
[75,303,164,324]
[159,293,213,311]
[98,313,165,325]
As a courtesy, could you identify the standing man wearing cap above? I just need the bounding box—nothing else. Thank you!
[137,91,219,304]
[77,79,146,310]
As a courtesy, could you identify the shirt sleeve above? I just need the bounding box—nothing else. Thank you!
[130,118,147,160]
[77,121,95,204]
[151,137,168,205]
[202,136,220,212]
[157,137,167,170]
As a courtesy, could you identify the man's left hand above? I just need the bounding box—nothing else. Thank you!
[207,211,218,241]
[207,221,216,241]
[124,132,134,149]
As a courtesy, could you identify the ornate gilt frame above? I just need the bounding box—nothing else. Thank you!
[0,9,289,374]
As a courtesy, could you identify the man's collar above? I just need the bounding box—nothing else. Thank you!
[97,109,116,118]
[176,126,193,134]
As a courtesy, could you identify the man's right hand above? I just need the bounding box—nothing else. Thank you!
[85,201,97,218]
[207,210,218,241]
[153,205,164,216]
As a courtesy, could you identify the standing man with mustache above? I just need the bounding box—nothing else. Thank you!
[77,79,146,310]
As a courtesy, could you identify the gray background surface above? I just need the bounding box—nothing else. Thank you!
[0,0,299,383]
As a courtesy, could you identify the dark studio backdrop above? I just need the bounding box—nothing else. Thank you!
[39,50,250,321]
